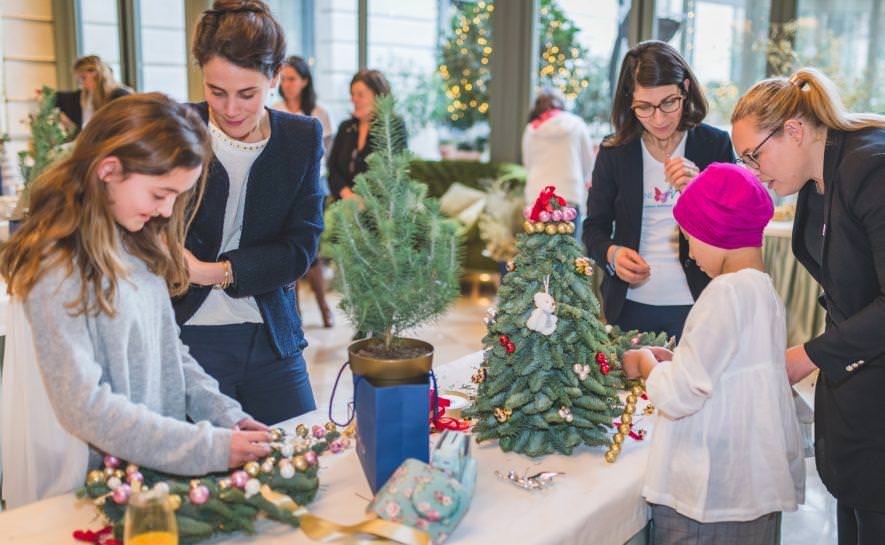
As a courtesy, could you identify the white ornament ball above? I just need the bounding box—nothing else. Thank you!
[281,444,295,458]
[605,324,613,334]
[280,464,296,479]
[107,476,122,490]
[244,478,261,498]
[153,482,170,495]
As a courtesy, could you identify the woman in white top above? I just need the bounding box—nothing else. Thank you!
[272,55,334,328]
[522,89,593,238]
[584,41,736,340]
[623,163,804,545]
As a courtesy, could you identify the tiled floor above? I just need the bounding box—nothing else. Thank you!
[296,283,837,545]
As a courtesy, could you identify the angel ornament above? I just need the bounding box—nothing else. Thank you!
[526,275,558,336]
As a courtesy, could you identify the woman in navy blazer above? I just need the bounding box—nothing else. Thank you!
[174,0,323,425]
[584,41,735,340]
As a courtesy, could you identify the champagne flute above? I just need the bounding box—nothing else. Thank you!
[123,487,178,545]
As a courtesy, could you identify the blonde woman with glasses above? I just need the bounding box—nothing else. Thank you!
[732,67,885,545]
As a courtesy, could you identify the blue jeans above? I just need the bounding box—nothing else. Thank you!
[613,299,692,342]
[180,323,316,425]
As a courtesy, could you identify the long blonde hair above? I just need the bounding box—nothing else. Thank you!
[0,93,210,317]
[732,67,885,133]
[74,55,124,113]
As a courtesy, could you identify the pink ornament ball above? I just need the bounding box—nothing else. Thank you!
[551,209,563,222]
[103,455,121,469]
[311,425,326,439]
[329,439,343,454]
[127,471,144,485]
[112,483,131,504]
[189,485,210,505]
[539,211,551,222]
[230,470,249,489]
[564,207,578,221]
[304,450,319,465]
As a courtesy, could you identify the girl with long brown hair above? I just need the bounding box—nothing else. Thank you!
[0,93,270,509]
[732,67,885,545]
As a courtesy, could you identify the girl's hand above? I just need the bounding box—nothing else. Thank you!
[664,157,699,191]
[229,430,272,468]
[234,418,269,431]
[648,346,674,362]
[785,345,818,385]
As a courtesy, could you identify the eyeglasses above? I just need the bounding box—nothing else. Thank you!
[631,95,684,118]
[737,126,781,170]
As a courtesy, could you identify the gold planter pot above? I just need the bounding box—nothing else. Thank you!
[348,338,434,386]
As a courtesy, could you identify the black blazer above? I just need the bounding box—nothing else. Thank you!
[583,123,735,322]
[173,103,325,358]
[792,127,885,511]
[327,116,407,199]
[54,87,130,130]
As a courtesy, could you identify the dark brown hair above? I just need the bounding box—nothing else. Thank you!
[350,69,391,97]
[192,0,286,78]
[0,93,210,316]
[604,40,707,148]
[528,88,565,122]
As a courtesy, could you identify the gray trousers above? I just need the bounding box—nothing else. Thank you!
[651,504,780,545]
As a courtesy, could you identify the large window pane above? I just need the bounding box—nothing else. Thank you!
[549,0,629,140]
[77,0,122,82]
[794,0,883,112]
[311,0,359,129]
[137,0,188,101]
[654,0,771,128]
[369,0,442,158]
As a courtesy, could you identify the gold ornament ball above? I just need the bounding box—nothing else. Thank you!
[609,443,622,456]
[167,494,182,511]
[618,423,631,435]
[261,459,275,474]
[626,402,637,414]
[644,405,656,416]
[533,221,545,233]
[631,385,644,396]
[113,469,125,480]
[613,432,624,445]
[126,463,139,475]
[604,451,617,463]
[190,479,202,489]
[296,424,308,438]
[293,456,309,472]
[243,461,260,477]
[103,467,116,478]
[269,428,283,442]
[626,394,638,405]
[544,224,558,236]
[87,470,105,486]
[621,413,633,425]
[557,222,569,234]
[566,222,576,234]
[325,422,337,433]
[523,220,535,234]
[218,479,231,490]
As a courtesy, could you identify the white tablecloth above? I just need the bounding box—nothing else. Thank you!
[0,351,654,545]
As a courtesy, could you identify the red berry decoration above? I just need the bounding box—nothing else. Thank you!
[600,364,610,375]
[499,335,508,345]
[595,352,608,365]
[505,342,516,354]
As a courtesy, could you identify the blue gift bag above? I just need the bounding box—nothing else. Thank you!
[353,374,430,493]
[329,338,435,493]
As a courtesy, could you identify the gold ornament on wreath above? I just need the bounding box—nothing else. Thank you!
[574,257,593,276]
[605,384,648,463]
[494,407,513,423]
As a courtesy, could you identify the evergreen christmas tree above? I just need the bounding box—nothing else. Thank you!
[465,187,666,458]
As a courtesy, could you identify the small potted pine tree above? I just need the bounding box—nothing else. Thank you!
[324,94,462,491]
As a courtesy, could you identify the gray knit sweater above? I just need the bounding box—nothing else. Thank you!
[24,245,249,475]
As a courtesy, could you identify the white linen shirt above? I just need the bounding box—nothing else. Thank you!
[642,268,805,522]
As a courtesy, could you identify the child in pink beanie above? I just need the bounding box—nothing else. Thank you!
[623,163,805,545]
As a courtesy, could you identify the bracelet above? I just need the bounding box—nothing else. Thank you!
[214,260,233,290]
[610,245,624,275]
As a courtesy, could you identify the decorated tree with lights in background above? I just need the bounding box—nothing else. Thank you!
[438,0,590,130]
[464,187,668,459]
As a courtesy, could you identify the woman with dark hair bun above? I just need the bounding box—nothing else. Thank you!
[583,40,735,340]
[326,69,408,201]
[272,55,334,328]
[175,0,324,425]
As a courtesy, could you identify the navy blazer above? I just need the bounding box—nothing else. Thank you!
[174,103,325,358]
[583,123,735,322]
[791,127,885,511]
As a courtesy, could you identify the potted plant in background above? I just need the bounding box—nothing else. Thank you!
[324,94,462,492]
[10,86,74,233]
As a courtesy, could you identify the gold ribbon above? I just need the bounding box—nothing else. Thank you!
[259,485,430,545]
[300,514,430,545]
